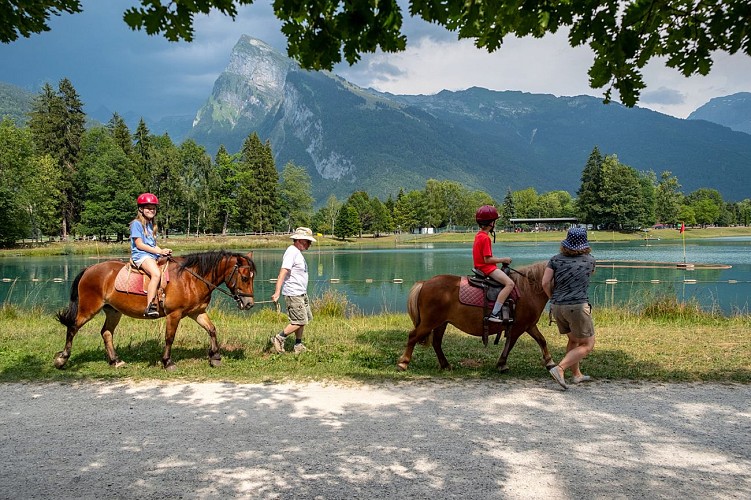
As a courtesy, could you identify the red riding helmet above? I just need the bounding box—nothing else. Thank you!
[475,205,499,225]
[137,193,159,206]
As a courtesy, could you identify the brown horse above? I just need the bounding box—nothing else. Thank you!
[397,261,555,373]
[55,250,255,371]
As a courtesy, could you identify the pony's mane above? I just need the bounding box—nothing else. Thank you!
[512,261,546,295]
[178,250,255,280]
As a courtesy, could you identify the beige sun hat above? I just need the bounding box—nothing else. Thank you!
[290,227,316,242]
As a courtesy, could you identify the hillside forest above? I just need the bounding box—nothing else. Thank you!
[1,79,750,247]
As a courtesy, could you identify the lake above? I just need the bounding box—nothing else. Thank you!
[2,237,750,316]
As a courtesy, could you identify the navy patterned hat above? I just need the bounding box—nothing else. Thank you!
[561,227,590,251]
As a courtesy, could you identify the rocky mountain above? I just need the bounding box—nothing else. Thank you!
[688,92,751,135]
[187,36,751,202]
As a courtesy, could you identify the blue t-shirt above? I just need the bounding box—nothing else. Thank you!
[130,220,159,261]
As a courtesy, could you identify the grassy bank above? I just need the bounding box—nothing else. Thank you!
[1,297,748,384]
[4,226,751,257]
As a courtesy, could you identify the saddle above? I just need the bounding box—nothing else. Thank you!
[459,267,520,346]
[114,259,170,304]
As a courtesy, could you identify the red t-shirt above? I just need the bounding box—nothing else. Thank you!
[473,230,496,275]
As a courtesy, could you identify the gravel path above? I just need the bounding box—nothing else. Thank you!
[1,380,749,499]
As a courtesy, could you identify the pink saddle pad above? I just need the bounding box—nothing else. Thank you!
[114,264,169,295]
[458,277,520,307]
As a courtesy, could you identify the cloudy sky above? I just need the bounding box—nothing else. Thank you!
[2,0,750,121]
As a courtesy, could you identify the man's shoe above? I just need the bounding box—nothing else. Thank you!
[270,335,286,353]
[486,312,502,323]
[549,365,568,390]
[144,303,160,318]
[293,343,307,354]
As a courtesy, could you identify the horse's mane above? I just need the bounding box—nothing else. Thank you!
[512,261,547,296]
[177,250,256,280]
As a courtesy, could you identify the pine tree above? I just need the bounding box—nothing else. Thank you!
[132,118,152,187]
[107,113,132,156]
[28,79,85,240]
[576,146,605,225]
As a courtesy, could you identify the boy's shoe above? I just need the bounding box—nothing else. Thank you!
[270,334,286,353]
[486,312,502,323]
[293,343,307,354]
[144,303,160,318]
[549,365,568,390]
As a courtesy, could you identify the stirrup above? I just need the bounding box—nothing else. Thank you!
[144,303,160,318]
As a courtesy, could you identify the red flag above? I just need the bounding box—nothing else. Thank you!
[680,222,685,233]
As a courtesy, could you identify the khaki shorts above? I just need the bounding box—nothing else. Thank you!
[285,294,313,325]
[551,303,595,338]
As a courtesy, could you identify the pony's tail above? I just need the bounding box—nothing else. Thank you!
[56,269,85,328]
[407,281,423,327]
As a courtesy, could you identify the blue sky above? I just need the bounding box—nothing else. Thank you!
[1,0,750,121]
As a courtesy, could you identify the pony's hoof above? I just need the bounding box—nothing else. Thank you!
[209,358,222,368]
[164,362,177,372]
[53,353,68,369]
[497,365,510,373]
[112,360,126,368]
[396,362,409,371]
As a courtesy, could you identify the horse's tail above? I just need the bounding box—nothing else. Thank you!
[56,269,86,328]
[407,281,424,327]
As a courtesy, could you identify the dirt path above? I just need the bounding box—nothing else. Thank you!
[1,380,749,499]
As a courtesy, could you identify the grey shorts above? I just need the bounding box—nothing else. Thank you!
[551,303,595,338]
[285,294,313,325]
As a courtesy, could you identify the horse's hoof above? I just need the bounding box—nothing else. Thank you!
[396,362,409,371]
[209,358,222,368]
[53,353,68,369]
[544,361,556,370]
[164,362,177,372]
[497,365,510,373]
[112,360,126,368]
[439,365,453,371]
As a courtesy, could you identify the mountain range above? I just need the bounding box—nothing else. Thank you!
[2,36,751,203]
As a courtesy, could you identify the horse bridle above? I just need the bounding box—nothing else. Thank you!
[176,257,255,308]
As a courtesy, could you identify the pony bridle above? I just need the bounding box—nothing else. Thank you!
[224,263,255,307]
[181,259,254,308]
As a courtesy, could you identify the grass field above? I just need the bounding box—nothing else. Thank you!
[1,295,748,384]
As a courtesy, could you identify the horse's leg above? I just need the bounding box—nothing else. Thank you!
[496,328,521,373]
[161,314,181,371]
[54,288,104,369]
[100,306,125,368]
[397,324,433,371]
[526,324,555,369]
[431,323,451,370]
[191,312,221,368]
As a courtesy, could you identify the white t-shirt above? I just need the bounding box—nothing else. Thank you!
[280,244,309,296]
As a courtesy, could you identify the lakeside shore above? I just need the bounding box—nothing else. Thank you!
[4,226,751,257]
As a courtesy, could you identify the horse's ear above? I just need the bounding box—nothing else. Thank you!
[246,251,253,260]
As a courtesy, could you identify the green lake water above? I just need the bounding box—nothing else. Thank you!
[2,238,750,316]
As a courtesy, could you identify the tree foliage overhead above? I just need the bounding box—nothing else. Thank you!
[3,1,750,106]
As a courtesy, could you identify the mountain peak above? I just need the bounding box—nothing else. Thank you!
[191,35,293,131]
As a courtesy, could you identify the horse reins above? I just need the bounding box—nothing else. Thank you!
[171,257,255,308]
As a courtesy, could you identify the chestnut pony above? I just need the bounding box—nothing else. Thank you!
[397,261,555,373]
[55,251,255,371]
